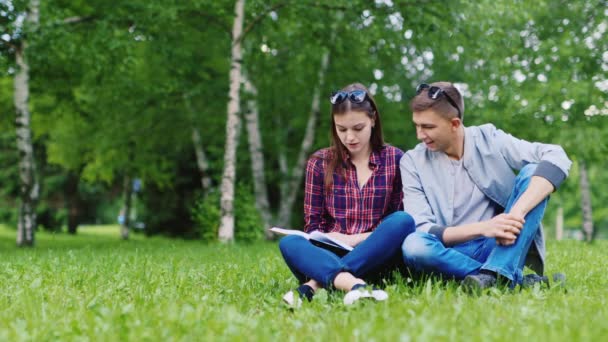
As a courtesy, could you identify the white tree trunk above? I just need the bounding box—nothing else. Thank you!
[183,94,213,192]
[243,75,273,236]
[278,149,288,177]
[15,0,40,247]
[277,144,288,224]
[579,161,594,242]
[218,0,245,242]
[555,206,564,241]
[120,176,133,240]
[277,49,331,227]
[191,128,212,192]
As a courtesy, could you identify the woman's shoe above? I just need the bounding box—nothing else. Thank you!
[282,290,303,308]
[343,284,388,305]
[282,284,315,308]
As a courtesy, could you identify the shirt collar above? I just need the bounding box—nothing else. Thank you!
[342,146,383,167]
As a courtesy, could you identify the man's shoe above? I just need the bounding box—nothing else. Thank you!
[462,273,497,293]
[522,273,549,288]
[343,284,388,305]
[521,273,566,289]
[551,272,567,289]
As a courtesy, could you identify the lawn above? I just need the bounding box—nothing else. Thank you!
[1,224,607,341]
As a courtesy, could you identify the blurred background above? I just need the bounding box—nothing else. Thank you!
[1,0,606,244]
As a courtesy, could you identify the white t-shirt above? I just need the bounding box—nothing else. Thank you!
[448,157,501,226]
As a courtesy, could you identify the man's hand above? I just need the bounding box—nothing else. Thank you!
[483,213,525,246]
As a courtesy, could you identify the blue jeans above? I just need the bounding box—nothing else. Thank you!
[279,211,416,289]
[402,164,547,285]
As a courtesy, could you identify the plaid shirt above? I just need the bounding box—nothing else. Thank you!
[304,145,404,235]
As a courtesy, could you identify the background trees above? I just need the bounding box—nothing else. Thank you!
[1,0,606,244]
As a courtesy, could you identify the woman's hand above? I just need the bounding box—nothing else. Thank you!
[326,232,371,248]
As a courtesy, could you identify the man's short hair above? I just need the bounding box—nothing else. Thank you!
[410,82,465,120]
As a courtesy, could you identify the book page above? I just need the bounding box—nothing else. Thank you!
[269,227,353,254]
[269,227,310,239]
[309,231,353,251]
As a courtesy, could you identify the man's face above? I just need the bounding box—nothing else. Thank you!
[412,109,458,153]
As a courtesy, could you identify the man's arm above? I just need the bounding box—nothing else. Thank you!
[442,176,554,246]
[399,153,442,233]
[400,152,496,245]
[508,176,554,217]
[441,215,523,246]
[491,125,572,190]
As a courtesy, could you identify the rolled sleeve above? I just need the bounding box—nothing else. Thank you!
[533,160,567,189]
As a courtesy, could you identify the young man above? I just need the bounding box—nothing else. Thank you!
[400,82,571,291]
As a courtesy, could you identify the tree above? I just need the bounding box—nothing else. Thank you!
[12,0,40,246]
[218,0,246,242]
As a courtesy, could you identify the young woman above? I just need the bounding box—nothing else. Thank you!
[279,83,415,306]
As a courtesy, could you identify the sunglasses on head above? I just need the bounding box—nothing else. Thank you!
[416,83,461,118]
[329,90,368,105]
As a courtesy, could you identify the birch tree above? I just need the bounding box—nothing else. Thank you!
[274,9,342,228]
[243,75,272,235]
[120,175,133,240]
[555,206,564,241]
[579,161,594,242]
[218,0,245,242]
[184,93,212,192]
[276,49,330,228]
[191,128,213,192]
[14,0,40,246]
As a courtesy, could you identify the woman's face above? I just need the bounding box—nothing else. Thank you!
[334,110,375,158]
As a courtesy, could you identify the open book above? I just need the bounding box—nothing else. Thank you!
[270,227,353,256]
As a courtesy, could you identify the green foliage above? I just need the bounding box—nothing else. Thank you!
[2,0,608,240]
[544,160,608,239]
[191,191,221,243]
[233,183,264,242]
[138,153,200,238]
[35,200,67,232]
[0,131,19,226]
[0,225,607,340]
[192,183,263,243]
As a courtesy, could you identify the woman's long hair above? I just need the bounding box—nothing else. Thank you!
[323,83,384,191]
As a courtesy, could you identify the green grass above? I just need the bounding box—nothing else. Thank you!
[1,224,607,341]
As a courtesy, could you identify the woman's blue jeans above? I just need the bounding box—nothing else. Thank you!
[279,211,416,289]
[402,164,547,285]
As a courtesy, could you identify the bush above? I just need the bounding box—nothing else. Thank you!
[233,183,264,242]
[191,183,263,243]
[191,191,221,242]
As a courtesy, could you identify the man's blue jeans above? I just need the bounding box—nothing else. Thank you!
[279,211,416,289]
[402,164,547,285]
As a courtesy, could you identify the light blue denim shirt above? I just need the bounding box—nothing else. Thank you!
[400,124,572,275]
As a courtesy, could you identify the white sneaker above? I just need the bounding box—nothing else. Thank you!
[343,287,388,305]
[282,290,303,309]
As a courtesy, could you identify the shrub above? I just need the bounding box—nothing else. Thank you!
[191,183,263,243]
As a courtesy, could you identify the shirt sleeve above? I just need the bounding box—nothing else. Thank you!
[388,148,404,212]
[303,156,327,233]
[400,153,442,234]
[490,125,572,189]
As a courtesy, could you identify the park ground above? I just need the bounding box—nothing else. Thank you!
[1,224,607,341]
